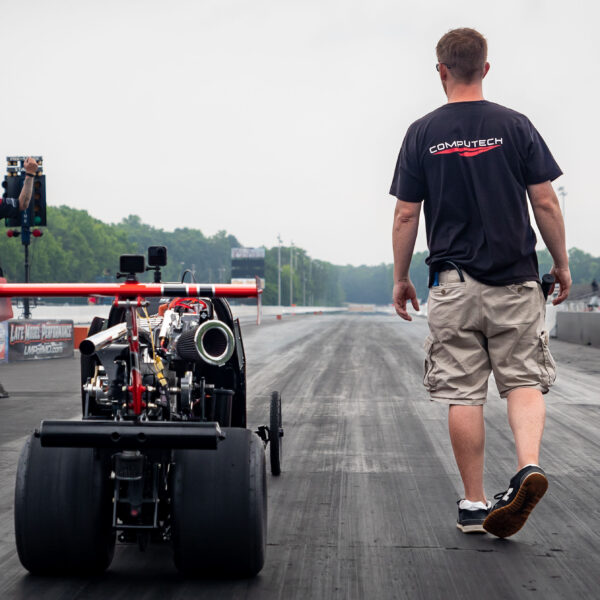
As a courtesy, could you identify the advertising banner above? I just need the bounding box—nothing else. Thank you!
[8,319,74,361]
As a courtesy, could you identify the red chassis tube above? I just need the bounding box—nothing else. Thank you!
[0,282,260,299]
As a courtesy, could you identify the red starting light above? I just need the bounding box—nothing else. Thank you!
[6,230,19,238]
[6,230,14,238]
[32,229,43,238]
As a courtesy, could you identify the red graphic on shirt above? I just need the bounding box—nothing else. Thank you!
[434,144,501,158]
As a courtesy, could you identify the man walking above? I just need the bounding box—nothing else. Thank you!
[390,28,570,537]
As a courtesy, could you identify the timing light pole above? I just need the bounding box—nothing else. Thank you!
[4,156,45,320]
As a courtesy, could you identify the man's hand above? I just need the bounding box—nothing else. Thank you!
[392,199,421,321]
[24,157,38,175]
[393,279,420,321]
[528,181,570,305]
[549,265,571,305]
[18,158,38,210]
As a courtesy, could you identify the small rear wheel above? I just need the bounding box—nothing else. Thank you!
[269,391,283,476]
[172,428,267,577]
[14,434,115,575]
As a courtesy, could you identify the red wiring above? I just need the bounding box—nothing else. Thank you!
[167,298,208,312]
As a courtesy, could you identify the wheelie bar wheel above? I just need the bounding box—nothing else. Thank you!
[171,428,267,577]
[270,391,283,476]
[14,434,115,575]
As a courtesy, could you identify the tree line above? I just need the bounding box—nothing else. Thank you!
[0,205,598,305]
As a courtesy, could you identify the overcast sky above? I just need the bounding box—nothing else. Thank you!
[1,0,598,266]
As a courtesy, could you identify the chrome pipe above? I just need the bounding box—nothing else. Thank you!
[79,322,128,356]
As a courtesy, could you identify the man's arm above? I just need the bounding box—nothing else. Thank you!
[392,199,421,320]
[18,157,38,211]
[527,180,571,305]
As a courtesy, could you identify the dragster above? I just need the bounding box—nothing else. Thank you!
[5,247,283,577]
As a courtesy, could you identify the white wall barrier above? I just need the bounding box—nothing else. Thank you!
[556,312,600,347]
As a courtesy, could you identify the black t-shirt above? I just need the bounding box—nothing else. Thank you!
[389,100,562,285]
[0,197,20,219]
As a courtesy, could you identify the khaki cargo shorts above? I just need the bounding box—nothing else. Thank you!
[424,269,556,405]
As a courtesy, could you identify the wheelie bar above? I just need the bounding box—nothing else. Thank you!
[37,420,225,450]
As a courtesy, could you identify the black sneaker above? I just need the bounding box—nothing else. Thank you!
[456,499,491,533]
[483,465,548,538]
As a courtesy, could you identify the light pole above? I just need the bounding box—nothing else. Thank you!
[301,253,306,306]
[303,273,306,306]
[277,234,282,307]
[309,258,312,306]
[290,241,294,306]
[558,186,567,248]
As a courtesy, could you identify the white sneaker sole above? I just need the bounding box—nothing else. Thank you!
[456,522,487,533]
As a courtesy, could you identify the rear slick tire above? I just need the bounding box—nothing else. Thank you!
[172,428,267,578]
[14,434,115,575]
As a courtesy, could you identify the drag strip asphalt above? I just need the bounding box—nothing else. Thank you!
[0,314,599,599]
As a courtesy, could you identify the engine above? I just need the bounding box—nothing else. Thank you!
[162,304,235,366]
[80,296,245,427]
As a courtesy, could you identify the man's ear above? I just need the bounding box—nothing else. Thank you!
[439,63,449,81]
[482,62,490,79]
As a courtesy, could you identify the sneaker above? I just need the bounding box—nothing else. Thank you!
[456,499,491,533]
[483,465,548,538]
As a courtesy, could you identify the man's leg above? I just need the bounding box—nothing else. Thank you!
[506,387,545,470]
[483,387,547,537]
[448,404,486,503]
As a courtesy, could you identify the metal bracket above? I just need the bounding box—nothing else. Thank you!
[256,425,270,445]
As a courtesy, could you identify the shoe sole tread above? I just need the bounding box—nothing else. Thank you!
[483,472,548,538]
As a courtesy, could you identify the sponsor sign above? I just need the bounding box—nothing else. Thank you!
[8,319,74,361]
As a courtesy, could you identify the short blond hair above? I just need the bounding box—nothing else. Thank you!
[436,28,488,83]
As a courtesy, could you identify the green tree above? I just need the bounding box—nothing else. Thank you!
[1,206,598,307]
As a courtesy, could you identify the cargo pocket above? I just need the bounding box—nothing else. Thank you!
[538,331,556,388]
[423,335,437,392]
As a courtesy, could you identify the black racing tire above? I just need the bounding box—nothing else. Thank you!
[171,428,267,578]
[269,391,283,476]
[14,434,115,575]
